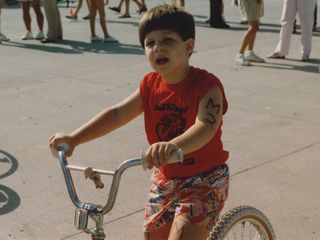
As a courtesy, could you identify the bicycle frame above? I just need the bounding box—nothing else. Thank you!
[58,150,143,239]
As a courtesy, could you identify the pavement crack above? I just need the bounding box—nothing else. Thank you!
[231,141,320,178]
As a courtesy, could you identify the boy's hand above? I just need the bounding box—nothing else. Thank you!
[49,133,76,157]
[142,142,179,169]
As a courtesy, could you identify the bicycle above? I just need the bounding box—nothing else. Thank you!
[53,143,275,240]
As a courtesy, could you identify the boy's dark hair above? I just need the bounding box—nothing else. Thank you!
[138,4,195,49]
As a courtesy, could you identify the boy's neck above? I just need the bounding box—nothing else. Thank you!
[161,65,191,84]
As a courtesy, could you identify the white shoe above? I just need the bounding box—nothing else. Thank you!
[245,51,265,63]
[103,36,118,43]
[35,31,45,40]
[0,33,10,41]
[91,35,102,42]
[235,53,251,66]
[21,31,33,40]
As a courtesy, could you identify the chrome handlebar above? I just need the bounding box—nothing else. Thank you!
[57,150,144,215]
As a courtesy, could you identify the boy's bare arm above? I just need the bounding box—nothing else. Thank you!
[170,85,223,154]
[50,89,143,153]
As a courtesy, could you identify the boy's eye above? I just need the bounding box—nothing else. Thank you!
[162,38,175,45]
[145,41,155,48]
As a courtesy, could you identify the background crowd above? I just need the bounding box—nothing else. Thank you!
[0,0,318,65]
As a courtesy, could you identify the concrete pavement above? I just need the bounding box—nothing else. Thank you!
[0,0,319,239]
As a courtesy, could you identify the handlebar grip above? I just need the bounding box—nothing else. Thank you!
[142,149,183,171]
[51,142,70,158]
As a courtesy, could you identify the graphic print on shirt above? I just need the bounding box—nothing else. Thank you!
[154,103,187,141]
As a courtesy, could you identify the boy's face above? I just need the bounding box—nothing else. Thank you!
[144,29,194,79]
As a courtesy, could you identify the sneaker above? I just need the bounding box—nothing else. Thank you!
[103,36,118,43]
[235,53,251,66]
[0,33,9,41]
[35,31,45,40]
[267,52,285,59]
[245,51,265,63]
[21,31,33,40]
[66,14,78,20]
[91,35,102,42]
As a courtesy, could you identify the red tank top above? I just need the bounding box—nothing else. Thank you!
[140,67,229,178]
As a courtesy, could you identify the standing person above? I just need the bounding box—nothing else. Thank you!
[65,0,91,20]
[235,0,265,66]
[88,0,118,42]
[41,0,63,43]
[268,0,316,61]
[19,0,45,40]
[209,0,230,28]
[0,0,9,42]
[50,5,229,240]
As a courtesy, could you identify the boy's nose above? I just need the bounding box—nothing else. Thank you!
[153,42,165,51]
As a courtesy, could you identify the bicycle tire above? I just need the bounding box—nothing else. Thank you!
[208,206,276,240]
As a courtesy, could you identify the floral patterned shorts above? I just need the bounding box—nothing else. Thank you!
[143,164,229,233]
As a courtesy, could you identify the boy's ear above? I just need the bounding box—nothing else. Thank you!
[185,38,195,55]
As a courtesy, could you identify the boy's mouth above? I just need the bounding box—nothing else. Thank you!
[156,57,169,65]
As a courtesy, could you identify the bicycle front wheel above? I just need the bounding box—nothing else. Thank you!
[208,206,275,240]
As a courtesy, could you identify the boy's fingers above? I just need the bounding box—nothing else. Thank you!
[151,147,160,167]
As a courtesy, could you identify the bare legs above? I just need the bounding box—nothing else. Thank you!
[239,21,259,54]
[89,0,109,39]
[235,20,265,65]
[144,218,210,240]
[21,0,44,39]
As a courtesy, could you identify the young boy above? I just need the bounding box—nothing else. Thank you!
[50,5,229,240]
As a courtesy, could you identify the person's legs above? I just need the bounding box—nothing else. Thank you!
[82,0,91,19]
[274,0,297,56]
[74,0,83,15]
[239,21,259,53]
[32,0,44,32]
[119,0,131,18]
[42,0,61,42]
[96,0,109,38]
[236,21,260,65]
[21,1,32,32]
[297,0,316,59]
[55,1,63,39]
[209,0,229,28]
[89,0,96,36]
[247,21,259,51]
[0,8,9,41]
[145,222,172,240]
[42,0,54,40]
[168,218,210,240]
